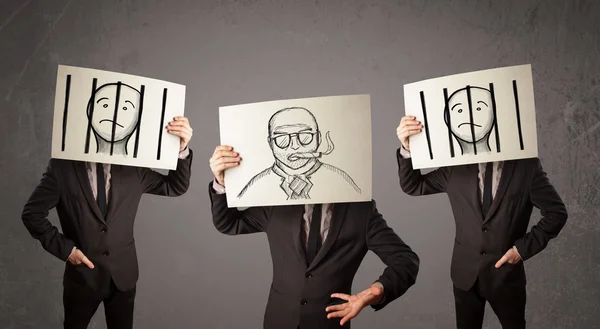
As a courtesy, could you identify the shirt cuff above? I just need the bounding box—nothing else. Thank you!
[512,245,522,260]
[67,246,76,261]
[212,179,226,194]
[399,145,411,158]
[178,146,190,159]
[372,281,385,304]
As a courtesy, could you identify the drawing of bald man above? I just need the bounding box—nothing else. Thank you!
[238,107,361,200]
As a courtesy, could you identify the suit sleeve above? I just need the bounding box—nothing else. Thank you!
[396,148,452,196]
[21,159,75,261]
[136,149,193,196]
[514,158,568,261]
[366,200,420,310]
[208,181,271,235]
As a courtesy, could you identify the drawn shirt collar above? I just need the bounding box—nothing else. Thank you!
[272,161,322,199]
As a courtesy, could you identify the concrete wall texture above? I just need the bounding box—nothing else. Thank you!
[0,0,598,328]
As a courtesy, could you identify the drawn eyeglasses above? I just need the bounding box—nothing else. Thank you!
[271,132,316,149]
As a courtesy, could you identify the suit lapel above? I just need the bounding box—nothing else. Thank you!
[483,160,516,223]
[289,205,307,266]
[73,161,105,224]
[307,203,348,272]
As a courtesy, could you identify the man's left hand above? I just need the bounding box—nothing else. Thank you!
[326,284,384,326]
[495,248,521,268]
[167,116,193,151]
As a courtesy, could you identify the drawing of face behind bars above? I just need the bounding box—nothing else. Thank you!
[237,107,361,200]
[87,83,141,155]
[444,86,495,155]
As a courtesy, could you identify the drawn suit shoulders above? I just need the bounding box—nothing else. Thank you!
[318,163,361,194]
[237,167,275,198]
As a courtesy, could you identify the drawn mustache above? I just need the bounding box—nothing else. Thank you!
[458,122,482,128]
[99,119,124,128]
[287,131,335,161]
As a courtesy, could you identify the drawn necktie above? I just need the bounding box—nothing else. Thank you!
[289,176,309,198]
[306,203,323,265]
[482,162,493,217]
[96,163,107,218]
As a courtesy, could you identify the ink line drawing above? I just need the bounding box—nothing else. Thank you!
[157,88,168,160]
[512,80,524,150]
[133,85,145,158]
[489,83,501,153]
[442,87,455,157]
[418,80,525,158]
[443,85,497,155]
[403,64,536,170]
[61,74,71,152]
[84,81,142,156]
[52,65,186,171]
[419,91,434,159]
[237,107,361,200]
[60,77,169,158]
[84,78,99,155]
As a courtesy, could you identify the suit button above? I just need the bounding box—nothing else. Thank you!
[103,251,110,256]
[101,228,107,233]
[305,273,313,279]
[300,299,307,305]
[481,251,486,255]
[482,228,488,232]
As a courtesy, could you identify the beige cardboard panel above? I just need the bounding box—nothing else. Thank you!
[51,65,186,170]
[403,64,538,169]
[219,94,372,207]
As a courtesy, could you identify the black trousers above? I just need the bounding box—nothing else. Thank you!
[453,278,526,329]
[63,278,136,329]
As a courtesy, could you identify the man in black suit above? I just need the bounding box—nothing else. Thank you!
[396,115,568,329]
[22,116,194,329]
[208,145,420,329]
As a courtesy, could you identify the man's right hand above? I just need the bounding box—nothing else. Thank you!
[396,116,423,152]
[68,248,94,269]
[209,145,241,187]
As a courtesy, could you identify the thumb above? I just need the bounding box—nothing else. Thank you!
[371,285,383,296]
[81,255,95,269]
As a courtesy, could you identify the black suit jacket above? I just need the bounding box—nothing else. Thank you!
[22,150,193,294]
[209,182,419,329]
[396,149,567,294]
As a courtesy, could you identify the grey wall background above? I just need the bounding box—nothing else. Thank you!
[1,0,598,328]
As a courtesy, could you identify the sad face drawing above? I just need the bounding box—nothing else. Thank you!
[444,86,495,155]
[87,82,141,155]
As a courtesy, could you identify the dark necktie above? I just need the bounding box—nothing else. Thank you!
[482,162,493,217]
[306,203,323,265]
[96,163,107,218]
